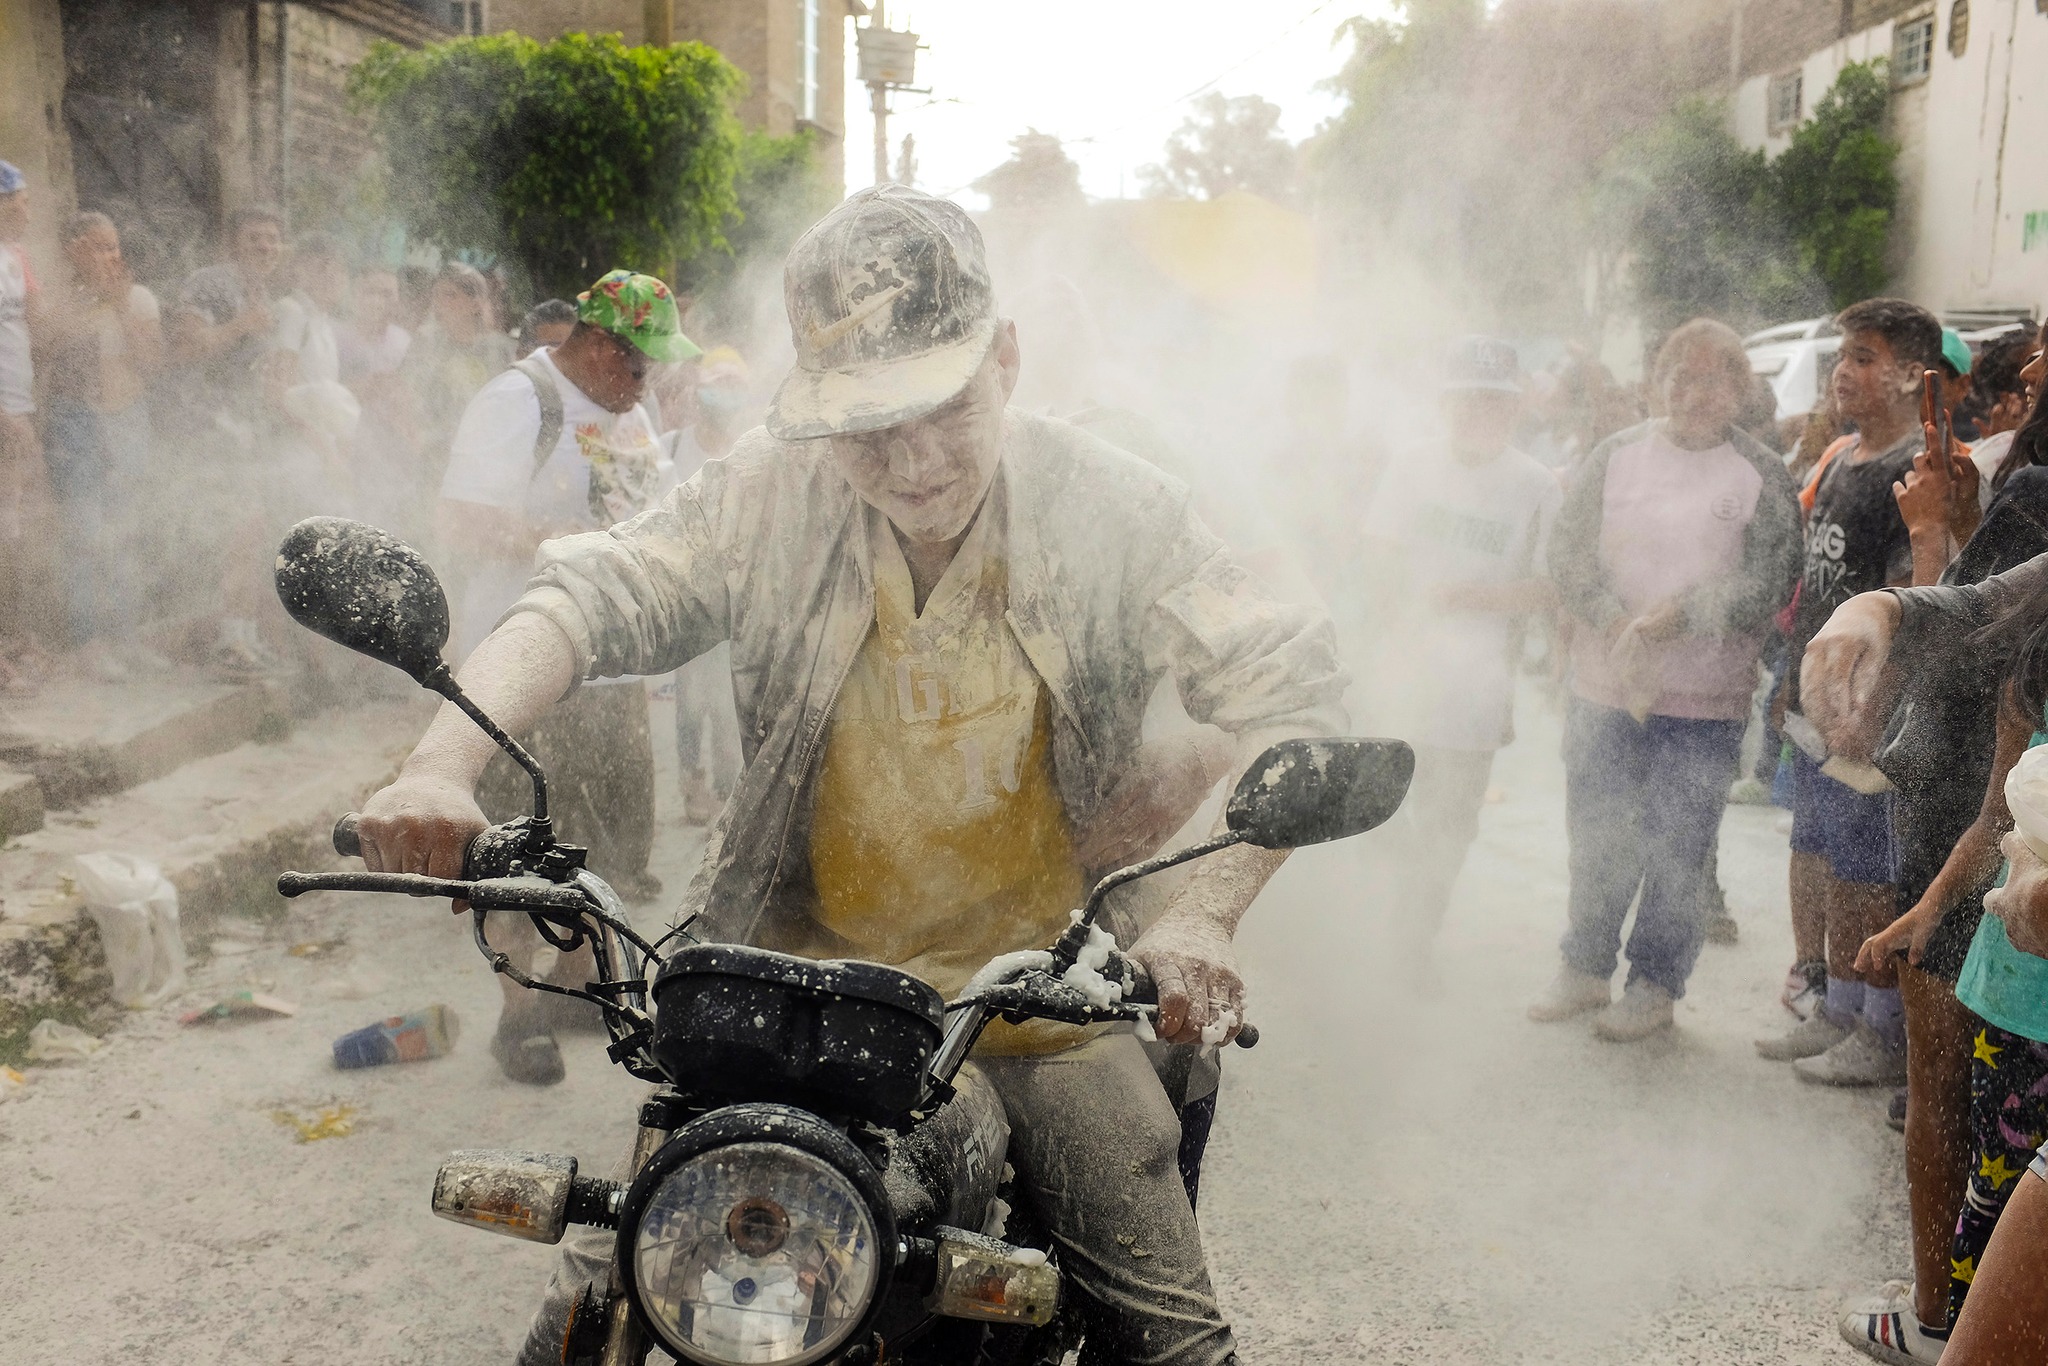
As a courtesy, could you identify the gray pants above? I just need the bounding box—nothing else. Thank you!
[515,1032,1235,1366]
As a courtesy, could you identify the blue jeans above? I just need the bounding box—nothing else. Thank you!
[1559,701,1744,999]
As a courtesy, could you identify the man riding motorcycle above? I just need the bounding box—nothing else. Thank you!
[356,186,1346,1365]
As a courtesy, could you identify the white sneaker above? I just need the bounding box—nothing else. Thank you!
[1527,967,1611,1023]
[1795,1021,1909,1087]
[1839,1281,1947,1364]
[1756,1012,1850,1061]
[1592,980,1674,1042]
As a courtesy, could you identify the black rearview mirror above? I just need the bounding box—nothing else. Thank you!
[275,517,451,685]
[1225,737,1415,850]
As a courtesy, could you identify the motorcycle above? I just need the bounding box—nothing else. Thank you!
[270,516,1414,1366]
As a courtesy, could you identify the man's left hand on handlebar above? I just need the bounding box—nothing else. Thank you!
[1130,911,1245,1047]
[356,769,489,891]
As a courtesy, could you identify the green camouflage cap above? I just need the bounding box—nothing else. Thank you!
[576,269,700,363]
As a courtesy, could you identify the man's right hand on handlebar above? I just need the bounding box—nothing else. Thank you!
[357,770,489,889]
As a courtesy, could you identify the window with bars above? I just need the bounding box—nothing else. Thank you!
[1893,13,1935,83]
[1767,70,1803,133]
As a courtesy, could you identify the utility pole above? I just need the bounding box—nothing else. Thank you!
[871,0,888,187]
[856,2,925,187]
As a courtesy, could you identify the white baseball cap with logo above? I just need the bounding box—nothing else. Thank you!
[1442,335,1522,395]
[767,184,999,441]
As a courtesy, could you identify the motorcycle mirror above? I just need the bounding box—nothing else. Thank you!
[1224,737,1415,850]
[274,517,451,686]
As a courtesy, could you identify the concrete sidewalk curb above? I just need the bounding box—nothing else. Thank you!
[0,678,292,810]
[0,700,429,1014]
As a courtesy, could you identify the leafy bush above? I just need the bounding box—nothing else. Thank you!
[349,32,745,299]
[1599,99,1819,334]
[1771,60,1899,309]
[678,127,836,340]
[1140,93,1299,203]
[1605,60,1898,332]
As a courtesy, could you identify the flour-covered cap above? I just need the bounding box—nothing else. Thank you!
[768,185,997,440]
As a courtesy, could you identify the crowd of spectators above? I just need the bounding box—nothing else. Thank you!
[0,162,756,704]
[1349,288,2048,1363]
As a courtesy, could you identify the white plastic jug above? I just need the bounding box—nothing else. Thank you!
[72,852,187,1009]
[2007,745,2048,865]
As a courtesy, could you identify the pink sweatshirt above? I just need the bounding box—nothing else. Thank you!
[1567,428,1768,721]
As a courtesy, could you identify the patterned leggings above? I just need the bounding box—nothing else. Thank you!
[1950,1024,2048,1322]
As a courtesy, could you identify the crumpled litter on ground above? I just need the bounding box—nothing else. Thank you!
[26,1018,107,1062]
[180,991,298,1025]
[0,1065,27,1100]
[73,852,187,1008]
[271,1103,359,1143]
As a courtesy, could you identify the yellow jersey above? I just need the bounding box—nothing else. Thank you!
[801,494,1092,1055]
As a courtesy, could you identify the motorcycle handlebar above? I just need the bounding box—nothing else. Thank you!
[276,870,590,914]
[325,815,1259,1043]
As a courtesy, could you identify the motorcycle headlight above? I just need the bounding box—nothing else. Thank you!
[630,1140,883,1366]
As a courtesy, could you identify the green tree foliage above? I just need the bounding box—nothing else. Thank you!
[1308,0,1671,329]
[1140,93,1299,203]
[678,127,837,339]
[1604,60,1897,332]
[1599,99,1819,335]
[349,32,744,299]
[1772,61,1899,308]
[1310,0,1483,210]
[973,131,1086,216]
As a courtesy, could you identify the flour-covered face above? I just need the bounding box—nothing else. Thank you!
[1832,329,1922,429]
[829,323,1020,544]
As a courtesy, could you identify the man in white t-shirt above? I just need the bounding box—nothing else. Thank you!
[1360,336,1560,970]
[435,268,699,1084]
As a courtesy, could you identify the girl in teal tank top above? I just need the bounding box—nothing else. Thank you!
[1944,700,2048,1325]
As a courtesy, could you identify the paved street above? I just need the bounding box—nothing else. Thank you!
[0,689,1903,1365]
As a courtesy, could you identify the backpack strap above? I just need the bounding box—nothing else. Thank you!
[512,356,566,471]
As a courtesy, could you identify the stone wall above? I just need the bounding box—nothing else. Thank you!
[1738,0,1852,80]
[265,3,397,237]
[0,0,76,272]
[489,0,648,44]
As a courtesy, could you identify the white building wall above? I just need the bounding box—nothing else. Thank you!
[1733,2,2048,319]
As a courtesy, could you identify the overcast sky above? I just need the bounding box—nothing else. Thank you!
[840,0,1397,206]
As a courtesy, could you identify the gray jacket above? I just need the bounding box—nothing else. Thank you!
[508,409,1348,948]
